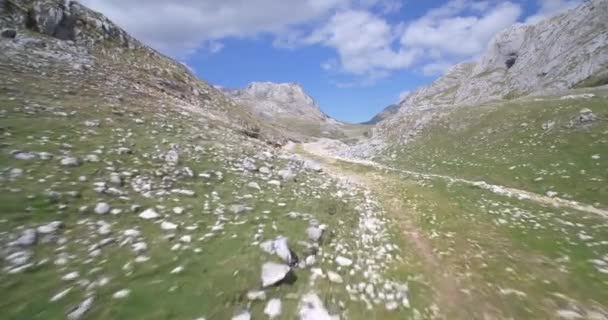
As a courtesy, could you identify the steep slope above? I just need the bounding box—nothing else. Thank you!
[0,0,286,145]
[224,82,348,139]
[362,103,400,125]
[375,0,608,142]
[0,1,415,319]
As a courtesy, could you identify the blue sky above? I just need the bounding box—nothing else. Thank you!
[82,0,580,123]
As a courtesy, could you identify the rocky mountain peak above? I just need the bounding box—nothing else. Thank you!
[226,81,330,122]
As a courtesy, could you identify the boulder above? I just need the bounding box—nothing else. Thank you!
[261,262,290,287]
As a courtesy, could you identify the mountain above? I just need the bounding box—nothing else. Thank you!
[361,103,399,125]
[224,82,346,139]
[373,0,608,141]
[225,82,330,122]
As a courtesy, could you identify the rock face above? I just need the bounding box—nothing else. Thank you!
[223,82,345,138]
[373,0,608,144]
[225,82,331,122]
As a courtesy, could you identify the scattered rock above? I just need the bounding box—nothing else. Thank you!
[264,298,282,319]
[327,271,343,283]
[261,262,290,287]
[60,157,81,167]
[298,293,333,320]
[112,289,131,299]
[94,202,111,215]
[14,229,37,247]
[139,208,160,219]
[67,296,94,320]
[336,256,353,267]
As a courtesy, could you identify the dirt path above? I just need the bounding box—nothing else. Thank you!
[300,143,608,219]
[296,150,481,319]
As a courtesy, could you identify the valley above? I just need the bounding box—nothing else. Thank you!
[1,0,607,319]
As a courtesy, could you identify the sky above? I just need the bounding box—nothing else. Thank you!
[80,0,581,123]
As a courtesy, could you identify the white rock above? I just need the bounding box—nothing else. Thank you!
[231,311,251,320]
[50,287,72,302]
[261,262,290,287]
[273,237,293,264]
[67,297,94,320]
[336,256,353,267]
[246,290,266,301]
[298,293,333,320]
[112,289,131,299]
[139,208,160,219]
[306,227,323,242]
[62,271,79,281]
[247,182,261,190]
[161,221,178,231]
[170,266,184,274]
[327,271,343,283]
[264,298,282,319]
[14,229,37,246]
[61,157,81,167]
[94,202,111,215]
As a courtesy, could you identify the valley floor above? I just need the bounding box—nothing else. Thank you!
[298,142,608,319]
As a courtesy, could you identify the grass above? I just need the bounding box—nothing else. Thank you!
[327,158,608,319]
[379,89,608,208]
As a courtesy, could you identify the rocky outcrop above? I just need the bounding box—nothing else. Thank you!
[362,104,399,125]
[374,0,608,143]
[224,82,332,123]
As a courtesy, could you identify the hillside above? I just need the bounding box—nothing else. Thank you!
[374,0,608,143]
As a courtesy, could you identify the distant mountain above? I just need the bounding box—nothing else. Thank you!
[361,104,400,125]
[223,82,345,139]
[224,82,331,122]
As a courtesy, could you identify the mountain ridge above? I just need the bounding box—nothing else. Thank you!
[371,0,608,143]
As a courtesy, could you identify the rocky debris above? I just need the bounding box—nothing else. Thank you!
[264,298,282,319]
[327,271,343,283]
[112,289,130,299]
[335,256,353,267]
[139,208,160,219]
[67,296,94,320]
[60,156,81,167]
[261,262,291,287]
[306,226,323,243]
[94,202,111,215]
[569,108,599,128]
[50,287,72,302]
[260,237,297,266]
[246,290,266,301]
[232,311,251,320]
[278,169,295,181]
[160,221,178,231]
[13,151,37,160]
[13,229,37,247]
[298,293,334,320]
[37,221,63,234]
[164,149,179,165]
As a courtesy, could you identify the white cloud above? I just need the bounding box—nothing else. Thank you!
[401,1,522,58]
[80,0,354,56]
[525,0,581,24]
[305,10,420,79]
